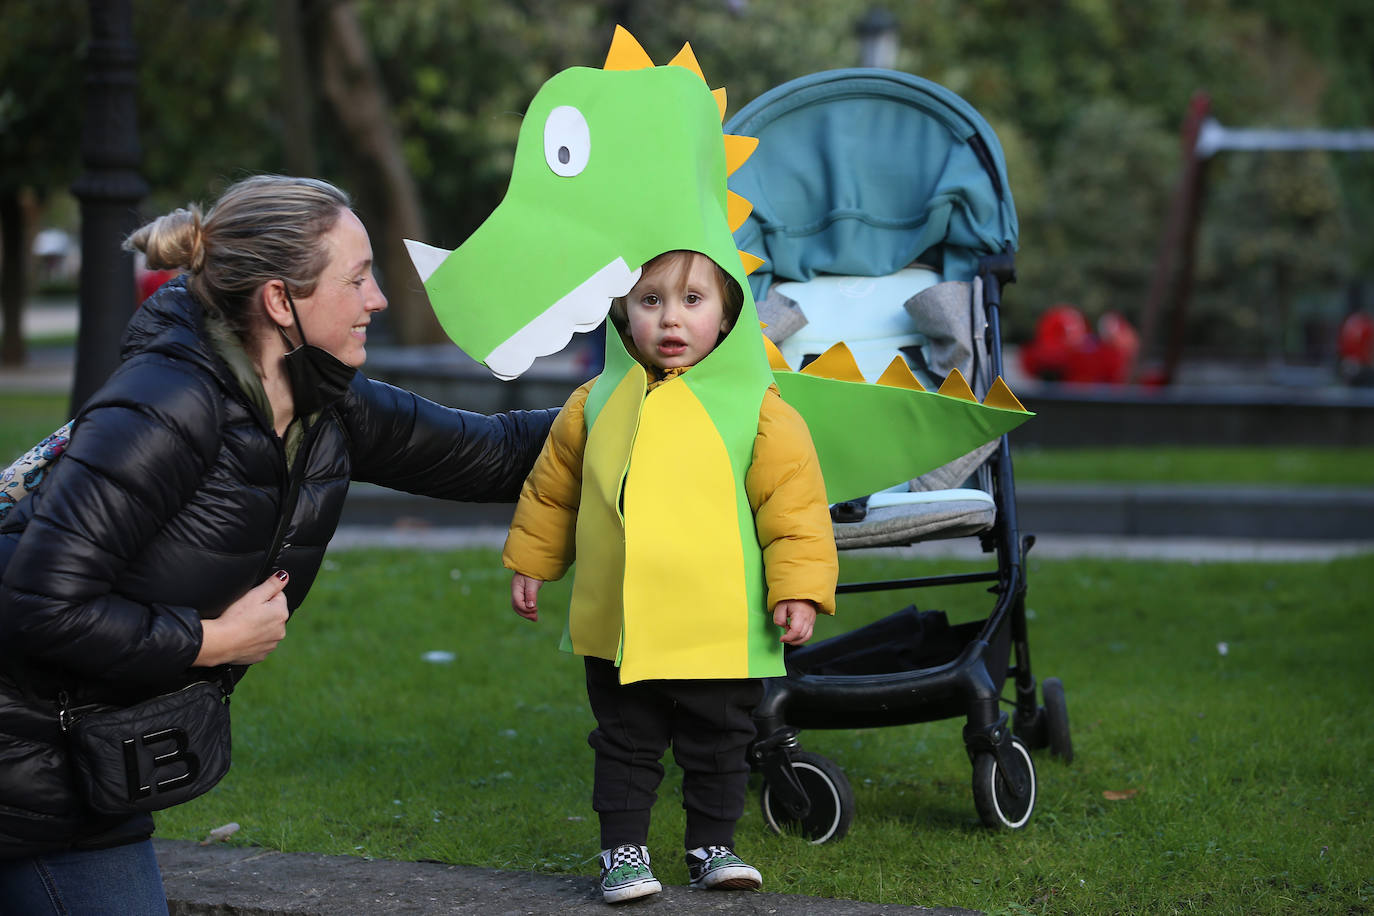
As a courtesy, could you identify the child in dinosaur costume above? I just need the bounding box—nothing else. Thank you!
[403,24,1032,905]
[503,249,838,902]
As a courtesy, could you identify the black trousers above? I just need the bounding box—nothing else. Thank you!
[584,656,764,850]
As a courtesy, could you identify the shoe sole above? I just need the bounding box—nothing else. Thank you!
[604,878,662,903]
[690,866,762,891]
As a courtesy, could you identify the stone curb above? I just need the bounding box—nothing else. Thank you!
[155,840,977,916]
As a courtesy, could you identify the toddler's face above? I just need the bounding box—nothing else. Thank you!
[625,255,730,371]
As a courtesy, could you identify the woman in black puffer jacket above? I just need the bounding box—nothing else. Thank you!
[0,175,555,913]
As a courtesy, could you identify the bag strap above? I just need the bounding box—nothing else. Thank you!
[0,420,75,523]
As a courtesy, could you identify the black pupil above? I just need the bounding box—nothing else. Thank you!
[558,146,571,164]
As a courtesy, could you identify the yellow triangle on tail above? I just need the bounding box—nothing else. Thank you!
[937,368,977,401]
[800,342,866,383]
[983,376,1027,412]
[876,356,927,392]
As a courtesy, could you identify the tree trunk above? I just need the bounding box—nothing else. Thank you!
[0,189,27,366]
[310,0,443,346]
[276,0,318,177]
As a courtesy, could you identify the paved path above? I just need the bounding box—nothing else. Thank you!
[323,523,1372,562]
[155,839,975,916]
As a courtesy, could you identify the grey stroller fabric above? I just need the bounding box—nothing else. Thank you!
[903,278,998,494]
[758,286,808,343]
[903,280,980,384]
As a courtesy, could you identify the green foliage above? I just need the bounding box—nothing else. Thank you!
[130,3,286,214]
[154,547,1374,914]
[0,1,86,194]
[7,0,1374,359]
[1197,150,1354,357]
[1021,99,1177,325]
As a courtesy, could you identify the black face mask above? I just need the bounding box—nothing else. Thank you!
[279,285,357,416]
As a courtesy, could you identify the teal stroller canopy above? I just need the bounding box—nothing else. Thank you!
[726,69,1018,298]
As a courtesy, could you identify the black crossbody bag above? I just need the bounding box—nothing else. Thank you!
[58,671,234,815]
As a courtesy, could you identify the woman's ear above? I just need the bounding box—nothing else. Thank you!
[261,279,295,330]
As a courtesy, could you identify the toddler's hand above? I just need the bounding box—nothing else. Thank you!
[511,573,544,621]
[773,599,817,645]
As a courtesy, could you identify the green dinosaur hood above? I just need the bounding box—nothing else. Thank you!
[406,31,754,379]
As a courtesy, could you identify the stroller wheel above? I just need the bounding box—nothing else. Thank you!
[972,736,1036,829]
[760,751,854,844]
[1042,677,1073,763]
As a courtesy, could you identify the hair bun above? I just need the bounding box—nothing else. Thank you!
[129,205,204,271]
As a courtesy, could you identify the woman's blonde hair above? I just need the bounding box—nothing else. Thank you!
[124,175,351,337]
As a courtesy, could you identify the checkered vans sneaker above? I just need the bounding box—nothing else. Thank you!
[598,844,662,903]
[685,845,763,891]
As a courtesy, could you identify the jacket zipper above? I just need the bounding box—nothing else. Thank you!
[221,417,325,689]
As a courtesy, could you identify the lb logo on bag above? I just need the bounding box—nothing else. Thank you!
[119,724,204,802]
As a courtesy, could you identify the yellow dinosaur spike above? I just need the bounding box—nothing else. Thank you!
[937,368,977,401]
[727,191,754,233]
[723,134,758,176]
[800,342,866,383]
[761,330,792,371]
[712,87,727,121]
[983,376,1027,412]
[740,251,765,275]
[604,25,655,70]
[876,356,927,392]
[668,43,706,81]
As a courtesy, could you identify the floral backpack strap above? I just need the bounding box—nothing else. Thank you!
[0,421,74,522]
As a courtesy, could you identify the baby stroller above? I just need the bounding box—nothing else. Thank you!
[726,69,1072,843]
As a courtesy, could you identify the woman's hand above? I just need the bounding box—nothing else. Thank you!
[195,570,291,666]
[511,573,544,621]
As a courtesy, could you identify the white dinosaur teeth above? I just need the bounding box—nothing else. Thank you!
[404,239,452,283]
[485,258,640,381]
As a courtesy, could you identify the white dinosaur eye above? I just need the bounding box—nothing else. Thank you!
[543,106,590,177]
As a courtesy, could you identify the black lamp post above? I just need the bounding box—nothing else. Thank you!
[855,7,900,69]
[70,0,147,413]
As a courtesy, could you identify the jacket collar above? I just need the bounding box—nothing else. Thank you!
[646,365,689,391]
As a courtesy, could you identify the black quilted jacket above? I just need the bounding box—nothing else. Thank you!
[0,279,555,857]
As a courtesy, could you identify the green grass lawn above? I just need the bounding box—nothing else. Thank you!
[0,393,71,462]
[1010,445,1374,487]
[154,547,1374,915]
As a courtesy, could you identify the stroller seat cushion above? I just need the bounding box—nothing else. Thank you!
[833,488,995,549]
[773,266,941,382]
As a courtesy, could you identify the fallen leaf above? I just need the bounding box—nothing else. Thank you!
[1102,789,1139,801]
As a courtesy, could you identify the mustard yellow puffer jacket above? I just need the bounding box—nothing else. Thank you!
[504,369,836,680]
